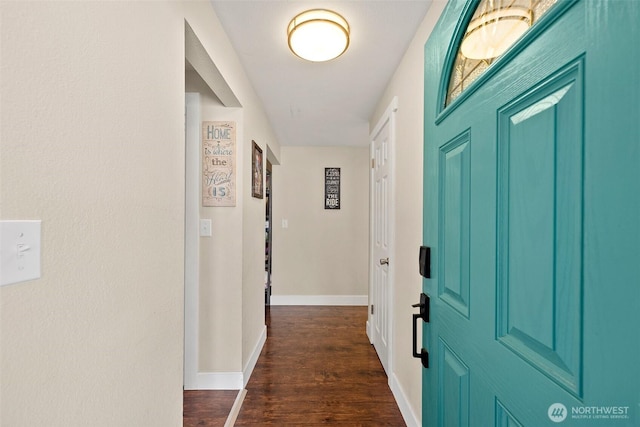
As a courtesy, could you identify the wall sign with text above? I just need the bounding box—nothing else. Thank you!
[202,121,236,207]
[324,167,341,210]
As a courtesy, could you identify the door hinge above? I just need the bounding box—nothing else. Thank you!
[371,304,374,315]
[371,158,375,169]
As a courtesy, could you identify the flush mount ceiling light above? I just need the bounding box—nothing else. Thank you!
[460,5,532,60]
[287,9,350,62]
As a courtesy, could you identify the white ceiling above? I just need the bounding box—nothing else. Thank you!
[210,0,433,147]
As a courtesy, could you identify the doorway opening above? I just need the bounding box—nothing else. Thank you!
[265,160,273,306]
[183,20,242,390]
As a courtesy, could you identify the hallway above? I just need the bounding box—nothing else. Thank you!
[184,306,406,426]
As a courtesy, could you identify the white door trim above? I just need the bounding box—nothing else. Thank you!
[368,96,398,375]
[184,92,200,389]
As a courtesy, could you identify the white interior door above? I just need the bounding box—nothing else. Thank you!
[370,99,397,374]
[184,92,200,388]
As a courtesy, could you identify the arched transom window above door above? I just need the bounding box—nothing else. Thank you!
[446,0,558,106]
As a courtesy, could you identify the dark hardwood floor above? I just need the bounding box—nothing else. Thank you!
[184,305,406,426]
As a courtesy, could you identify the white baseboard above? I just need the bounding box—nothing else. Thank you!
[270,295,368,306]
[224,389,247,427]
[243,325,267,387]
[185,325,267,391]
[390,372,421,427]
[191,371,243,390]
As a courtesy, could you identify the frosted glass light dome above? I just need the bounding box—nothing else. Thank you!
[287,9,350,62]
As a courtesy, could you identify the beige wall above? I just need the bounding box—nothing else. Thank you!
[0,2,184,425]
[0,1,279,425]
[369,1,448,424]
[271,146,369,300]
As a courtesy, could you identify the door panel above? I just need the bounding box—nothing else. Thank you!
[423,0,639,426]
[496,59,584,395]
[439,132,471,318]
[438,339,470,427]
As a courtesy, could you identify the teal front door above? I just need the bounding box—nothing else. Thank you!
[422,0,639,425]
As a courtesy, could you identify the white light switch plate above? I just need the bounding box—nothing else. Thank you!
[0,220,41,286]
[199,219,212,237]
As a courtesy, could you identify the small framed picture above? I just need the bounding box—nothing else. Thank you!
[324,167,340,209]
[252,141,264,199]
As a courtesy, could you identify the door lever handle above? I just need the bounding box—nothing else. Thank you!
[413,313,429,368]
[412,293,429,322]
[379,258,389,265]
